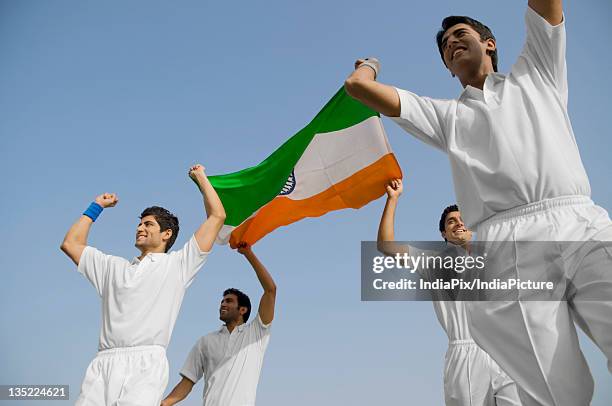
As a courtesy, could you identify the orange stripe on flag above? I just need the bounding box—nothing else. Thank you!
[229,153,402,248]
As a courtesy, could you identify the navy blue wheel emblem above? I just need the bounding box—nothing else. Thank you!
[279,170,296,195]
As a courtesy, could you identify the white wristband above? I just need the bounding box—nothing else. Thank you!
[359,57,380,79]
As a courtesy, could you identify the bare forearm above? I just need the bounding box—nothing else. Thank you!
[378,198,398,243]
[238,247,276,324]
[195,174,225,220]
[377,197,410,256]
[60,216,93,265]
[191,170,226,252]
[344,67,400,117]
[64,216,93,245]
[528,0,563,25]
[244,251,276,293]
[161,378,193,406]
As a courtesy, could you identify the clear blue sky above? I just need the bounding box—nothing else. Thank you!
[1,1,610,405]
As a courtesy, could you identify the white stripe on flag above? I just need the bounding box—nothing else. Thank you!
[287,116,392,200]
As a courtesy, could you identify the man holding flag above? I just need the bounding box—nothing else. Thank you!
[61,164,225,406]
[161,243,276,406]
[377,179,522,405]
[344,1,612,405]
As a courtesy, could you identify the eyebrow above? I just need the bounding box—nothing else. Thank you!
[441,28,468,49]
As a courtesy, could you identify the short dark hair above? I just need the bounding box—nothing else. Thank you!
[224,288,252,323]
[436,16,498,72]
[140,206,179,252]
[439,204,460,239]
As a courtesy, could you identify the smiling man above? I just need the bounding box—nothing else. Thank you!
[60,164,225,406]
[161,242,276,406]
[345,1,612,405]
[378,179,522,406]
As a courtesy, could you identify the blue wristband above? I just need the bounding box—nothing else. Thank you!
[83,202,104,222]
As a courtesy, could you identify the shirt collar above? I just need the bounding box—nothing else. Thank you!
[458,72,506,101]
[219,322,247,334]
[130,252,165,264]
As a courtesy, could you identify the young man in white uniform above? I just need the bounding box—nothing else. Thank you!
[61,164,226,406]
[378,179,522,406]
[161,242,276,406]
[345,1,612,405]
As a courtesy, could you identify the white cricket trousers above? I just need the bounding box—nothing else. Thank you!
[75,345,169,406]
[467,196,612,406]
[444,339,522,406]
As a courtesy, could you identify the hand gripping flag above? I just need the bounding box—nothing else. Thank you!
[209,87,402,247]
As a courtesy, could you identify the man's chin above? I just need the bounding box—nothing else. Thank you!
[220,315,238,324]
[449,236,469,245]
[134,241,150,252]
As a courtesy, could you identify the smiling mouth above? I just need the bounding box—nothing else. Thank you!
[452,47,467,60]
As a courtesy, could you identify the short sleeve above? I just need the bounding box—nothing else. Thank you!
[173,236,209,288]
[77,246,115,296]
[255,313,271,330]
[241,314,271,353]
[180,339,205,384]
[521,6,568,103]
[390,87,453,152]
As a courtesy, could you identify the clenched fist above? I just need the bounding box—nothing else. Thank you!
[236,241,252,256]
[385,178,403,200]
[188,164,206,181]
[354,57,380,78]
[94,193,119,208]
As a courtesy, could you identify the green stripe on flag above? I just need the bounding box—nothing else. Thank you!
[208,87,379,227]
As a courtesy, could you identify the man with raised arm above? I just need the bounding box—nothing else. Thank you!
[161,242,276,406]
[346,1,612,405]
[378,179,522,406]
[60,164,225,406]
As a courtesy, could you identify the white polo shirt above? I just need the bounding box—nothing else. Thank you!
[392,7,590,228]
[77,236,209,350]
[180,315,271,406]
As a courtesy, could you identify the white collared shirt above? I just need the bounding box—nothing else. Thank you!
[77,236,209,350]
[180,315,271,406]
[392,7,590,228]
[408,244,474,341]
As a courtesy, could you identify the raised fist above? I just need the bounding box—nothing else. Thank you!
[188,164,206,181]
[385,178,403,200]
[236,241,252,256]
[95,193,119,208]
[354,57,380,78]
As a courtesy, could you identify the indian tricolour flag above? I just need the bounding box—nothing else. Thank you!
[209,87,402,248]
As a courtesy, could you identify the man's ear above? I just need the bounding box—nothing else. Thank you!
[239,306,248,323]
[161,229,173,243]
[486,38,496,53]
[441,231,447,240]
